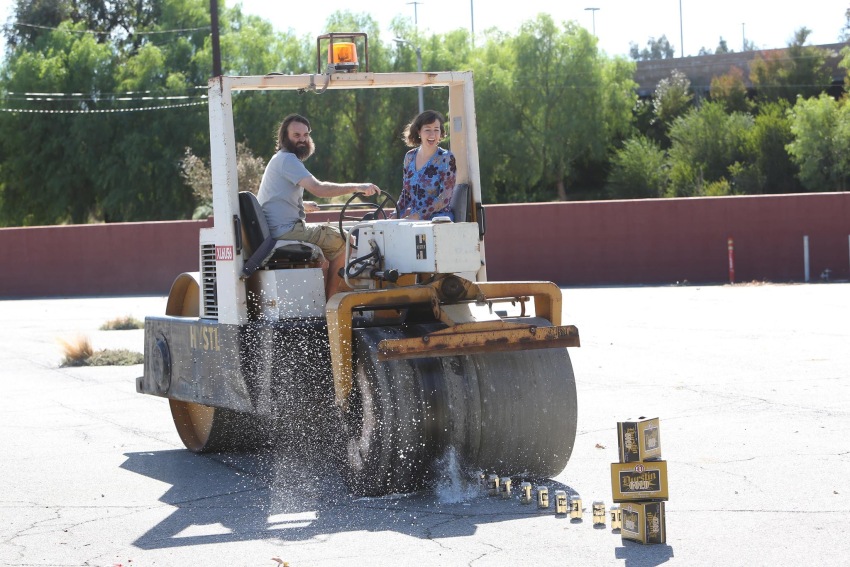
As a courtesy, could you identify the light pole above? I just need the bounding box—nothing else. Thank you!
[679,0,684,57]
[407,1,422,26]
[210,0,221,76]
[394,38,424,114]
[742,22,746,51]
[584,7,599,36]
[470,0,475,48]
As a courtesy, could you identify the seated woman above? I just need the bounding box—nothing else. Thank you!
[398,110,457,220]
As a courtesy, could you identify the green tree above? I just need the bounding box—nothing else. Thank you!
[629,35,675,61]
[8,0,164,52]
[649,69,693,147]
[78,0,211,221]
[698,37,731,56]
[666,101,753,196]
[0,0,300,225]
[749,28,832,102]
[745,100,801,193]
[722,101,799,195]
[468,29,521,202]
[300,12,402,196]
[477,15,635,202]
[786,93,850,192]
[7,3,830,225]
[607,135,667,198]
[838,43,850,90]
[710,66,750,113]
[0,23,120,225]
[226,25,313,166]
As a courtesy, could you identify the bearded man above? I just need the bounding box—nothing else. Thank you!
[257,113,381,299]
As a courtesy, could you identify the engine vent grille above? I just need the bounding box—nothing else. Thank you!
[200,244,218,318]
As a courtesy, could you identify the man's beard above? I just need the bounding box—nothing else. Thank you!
[282,137,315,161]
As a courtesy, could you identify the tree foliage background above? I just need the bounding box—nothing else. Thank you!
[0,0,848,227]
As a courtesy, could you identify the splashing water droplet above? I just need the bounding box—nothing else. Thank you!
[434,447,478,504]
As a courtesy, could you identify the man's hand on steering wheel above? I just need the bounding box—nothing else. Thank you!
[359,183,380,197]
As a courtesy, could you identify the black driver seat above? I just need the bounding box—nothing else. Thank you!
[450,183,470,222]
[238,191,323,280]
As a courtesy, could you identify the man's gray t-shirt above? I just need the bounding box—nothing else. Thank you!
[257,150,311,238]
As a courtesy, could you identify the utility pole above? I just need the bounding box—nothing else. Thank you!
[742,22,746,51]
[394,38,424,114]
[470,0,475,48]
[584,7,599,36]
[679,0,684,57]
[414,45,423,114]
[210,0,221,76]
[407,1,422,25]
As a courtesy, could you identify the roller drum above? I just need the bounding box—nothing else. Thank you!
[343,318,577,495]
[164,272,272,453]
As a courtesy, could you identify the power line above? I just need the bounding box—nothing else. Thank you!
[9,21,210,36]
[0,101,207,114]
[6,86,206,95]
[1,86,206,100]
[4,93,204,102]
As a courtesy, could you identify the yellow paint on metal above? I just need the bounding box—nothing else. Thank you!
[163,273,217,452]
[165,272,201,317]
[326,278,575,408]
[326,286,440,407]
[475,281,562,326]
[377,324,580,360]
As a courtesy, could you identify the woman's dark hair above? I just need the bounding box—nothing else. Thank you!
[402,110,446,148]
[276,114,311,151]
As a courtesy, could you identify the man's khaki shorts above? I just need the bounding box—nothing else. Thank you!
[277,220,346,261]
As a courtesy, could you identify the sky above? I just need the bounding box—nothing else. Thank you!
[0,0,847,59]
[231,0,849,57]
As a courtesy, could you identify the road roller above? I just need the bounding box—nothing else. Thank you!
[138,33,580,496]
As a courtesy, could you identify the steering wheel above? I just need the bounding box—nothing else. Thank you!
[338,191,399,250]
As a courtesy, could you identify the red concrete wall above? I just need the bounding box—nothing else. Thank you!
[484,193,850,285]
[1,193,847,298]
[0,219,212,297]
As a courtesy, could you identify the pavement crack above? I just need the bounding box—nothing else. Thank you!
[169,486,265,507]
[469,543,502,566]
[423,515,467,544]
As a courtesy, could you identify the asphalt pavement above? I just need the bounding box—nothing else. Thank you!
[0,283,848,566]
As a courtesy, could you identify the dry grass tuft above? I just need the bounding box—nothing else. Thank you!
[88,349,144,366]
[100,315,144,331]
[58,335,93,366]
[58,335,143,367]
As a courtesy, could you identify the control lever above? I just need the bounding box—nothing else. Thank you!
[371,269,399,283]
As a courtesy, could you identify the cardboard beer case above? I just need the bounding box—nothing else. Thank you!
[620,501,666,544]
[610,460,668,503]
[617,418,661,462]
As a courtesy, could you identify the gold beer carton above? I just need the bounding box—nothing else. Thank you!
[617,418,661,462]
[620,501,666,544]
[610,461,668,502]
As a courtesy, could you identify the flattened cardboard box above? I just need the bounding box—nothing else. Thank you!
[620,501,666,544]
[610,461,668,502]
[617,418,661,462]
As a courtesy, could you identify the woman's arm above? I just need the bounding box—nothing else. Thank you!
[397,151,415,217]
